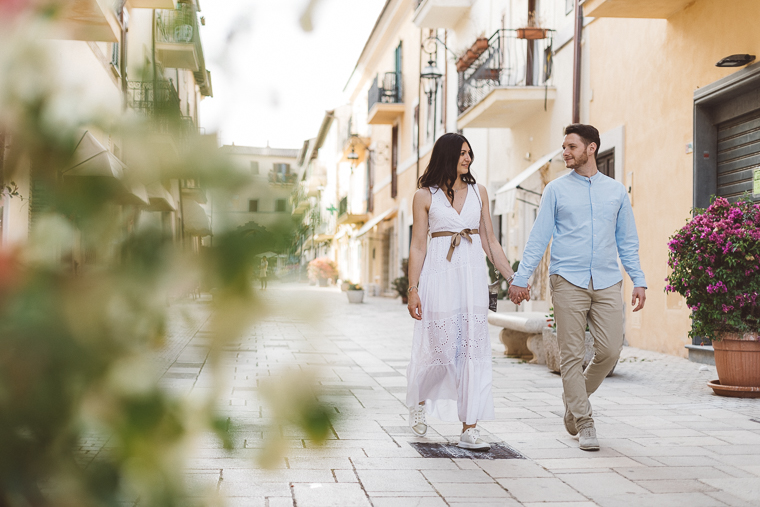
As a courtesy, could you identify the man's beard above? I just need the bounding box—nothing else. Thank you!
[566,151,589,169]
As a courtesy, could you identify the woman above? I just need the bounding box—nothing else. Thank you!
[406,133,517,450]
[259,256,269,290]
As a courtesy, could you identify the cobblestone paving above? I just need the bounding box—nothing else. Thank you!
[163,284,760,506]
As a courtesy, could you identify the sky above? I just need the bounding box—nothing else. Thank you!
[198,0,387,150]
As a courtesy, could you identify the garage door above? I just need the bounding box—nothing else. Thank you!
[717,108,760,202]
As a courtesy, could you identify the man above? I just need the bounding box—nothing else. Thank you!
[508,124,646,451]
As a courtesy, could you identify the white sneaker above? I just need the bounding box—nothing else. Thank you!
[457,428,491,450]
[409,405,427,436]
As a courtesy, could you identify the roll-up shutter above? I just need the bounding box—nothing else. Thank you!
[716,109,760,202]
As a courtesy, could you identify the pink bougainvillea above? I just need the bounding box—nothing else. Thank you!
[665,197,760,340]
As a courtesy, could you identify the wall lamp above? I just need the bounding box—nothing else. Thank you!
[716,54,756,67]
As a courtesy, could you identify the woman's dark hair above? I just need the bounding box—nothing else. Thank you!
[564,123,601,160]
[417,133,476,203]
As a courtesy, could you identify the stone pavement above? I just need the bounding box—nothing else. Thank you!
[161,283,760,507]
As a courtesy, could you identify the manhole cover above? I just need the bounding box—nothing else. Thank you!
[409,442,525,460]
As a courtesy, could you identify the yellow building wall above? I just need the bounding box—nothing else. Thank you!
[587,0,760,356]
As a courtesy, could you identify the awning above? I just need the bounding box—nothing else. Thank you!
[64,130,150,206]
[145,182,176,212]
[495,148,562,215]
[182,199,211,236]
[354,207,397,238]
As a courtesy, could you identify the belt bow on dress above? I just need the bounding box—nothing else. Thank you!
[431,229,479,262]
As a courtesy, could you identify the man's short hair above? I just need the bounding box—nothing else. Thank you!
[564,124,601,159]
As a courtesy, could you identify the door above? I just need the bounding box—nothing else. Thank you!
[597,149,615,179]
[716,108,760,202]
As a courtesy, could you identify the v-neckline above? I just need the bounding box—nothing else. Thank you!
[449,184,469,216]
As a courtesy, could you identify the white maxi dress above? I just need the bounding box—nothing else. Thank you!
[406,184,494,425]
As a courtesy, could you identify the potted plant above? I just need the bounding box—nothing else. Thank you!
[665,197,760,396]
[307,257,337,287]
[391,258,410,304]
[345,281,364,304]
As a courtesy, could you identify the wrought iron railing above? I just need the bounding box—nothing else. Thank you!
[127,79,182,134]
[268,170,298,185]
[156,3,210,93]
[457,29,554,115]
[368,71,402,113]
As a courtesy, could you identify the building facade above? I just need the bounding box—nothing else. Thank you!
[0,0,213,264]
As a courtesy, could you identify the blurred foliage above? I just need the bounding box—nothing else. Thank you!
[0,6,332,507]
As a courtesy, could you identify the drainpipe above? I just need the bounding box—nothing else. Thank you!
[416,28,423,181]
[571,0,583,124]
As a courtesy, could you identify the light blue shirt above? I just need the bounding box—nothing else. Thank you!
[512,170,647,290]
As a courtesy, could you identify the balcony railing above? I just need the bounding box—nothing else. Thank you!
[127,79,182,132]
[268,170,298,185]
[368,72,402,113]
[457,29,553,115]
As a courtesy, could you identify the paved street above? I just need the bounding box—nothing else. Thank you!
[159,283,760,507]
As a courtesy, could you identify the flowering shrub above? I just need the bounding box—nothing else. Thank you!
[307,257,337,281]
[665,197,760,340]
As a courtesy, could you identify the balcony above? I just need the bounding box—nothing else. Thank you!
[583,0,695,19]
[130,0,177,8]
[155,2,212,96]
[291,184,309,215]
[128,78,189,154]
[181,178,206,204]
[367,72,404,125]
[268,170,298,186]
[336,196,368,225]
[47,0,121,42]
[413,0,472,29]
[457,29,556,129]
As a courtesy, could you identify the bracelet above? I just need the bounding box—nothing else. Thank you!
[407,285,418,293]
[506,274,515,285]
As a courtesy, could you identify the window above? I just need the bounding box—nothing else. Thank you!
[597,149,615,179]
[566,0,574,15]
[250,161,259,175]
[248,199,259,212]
[275,199,287,212]
[273,163,290,174]
[412,103,419,153]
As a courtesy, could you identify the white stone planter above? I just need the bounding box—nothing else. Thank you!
[542,328,616,376]
[346,290,364,304]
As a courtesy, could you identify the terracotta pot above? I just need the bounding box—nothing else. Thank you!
[713,333,760,388]
[516,27,548,40]
[472,37,489,53]
[466,49,478,61]
[456,58,469,72]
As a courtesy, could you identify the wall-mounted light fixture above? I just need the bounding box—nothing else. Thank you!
[347,146,359,161]
[716,54,756,67]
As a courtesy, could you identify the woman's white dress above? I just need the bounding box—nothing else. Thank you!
[406,184,494,425]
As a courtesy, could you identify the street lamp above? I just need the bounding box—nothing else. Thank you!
[420,59,442,105]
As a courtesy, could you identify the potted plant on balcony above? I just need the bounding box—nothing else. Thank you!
[665,197,760,397]
[516,12,548,40]
[345,281,364,304]
[307,257,337,287]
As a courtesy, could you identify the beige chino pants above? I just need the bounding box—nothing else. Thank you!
[550,275,624,430]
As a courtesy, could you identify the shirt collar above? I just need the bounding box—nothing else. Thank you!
[569,169,601,182]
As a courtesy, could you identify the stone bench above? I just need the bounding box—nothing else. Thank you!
[487,312,548,364]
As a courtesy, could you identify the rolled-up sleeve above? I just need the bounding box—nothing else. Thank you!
[615,192,647,288]
[512,185,556,288]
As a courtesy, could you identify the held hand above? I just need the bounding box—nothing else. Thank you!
[407,291,422,320]
[508,284,531,305]
[632,287,646,312]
